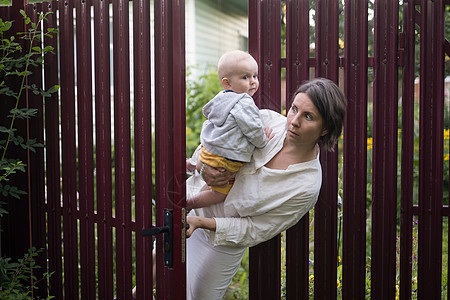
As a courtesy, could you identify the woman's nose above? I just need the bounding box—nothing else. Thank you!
[290,115,300,127]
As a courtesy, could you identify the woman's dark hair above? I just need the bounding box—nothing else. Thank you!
[293,78,347,151]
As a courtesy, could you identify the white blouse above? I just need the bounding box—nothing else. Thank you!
[187,109,322,248]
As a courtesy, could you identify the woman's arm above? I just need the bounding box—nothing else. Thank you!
[186,215,216,238]
[186,195,316,247]
[186,209,298,247]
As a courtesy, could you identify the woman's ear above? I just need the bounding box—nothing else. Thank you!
[222,77,232,90]
[321,128,328,137]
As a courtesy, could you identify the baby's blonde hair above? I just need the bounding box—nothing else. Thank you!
[217,50,254,80]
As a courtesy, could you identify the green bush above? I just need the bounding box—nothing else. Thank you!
[0,248,53,299]
[0,10,58,298]
[0,11,58,202]
[185,68,221,157]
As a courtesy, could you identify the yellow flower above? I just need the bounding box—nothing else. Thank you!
[337,279,341,288]
[444,129,449,140]
[309,274,314,282]
[445,154,449,161]
[367,137,373,150]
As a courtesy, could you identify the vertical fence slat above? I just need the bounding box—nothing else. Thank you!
[417,0,444,298]
[285,0,310,97]
[170,1,187,299]
[112,0,132,297]
[258,0,281,111]
[342,0,368,298]
[315,0,340,80]
[248,0,261,102]
[93,0,114,297]
[249,0,282,299]
[155,1,187,298]
[58,0,79,297]
[314,0,339,299]
[400,0,416,298]
[285,223,309,299]
[133,0,153,298]
[155,1,173,296]
[26,3,47,297]
[285,0,311,299]
[43,1,63,298]
[75,0,96,298]
[371,0,399,298]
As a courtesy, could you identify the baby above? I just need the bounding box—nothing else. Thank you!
[186,50,270,209]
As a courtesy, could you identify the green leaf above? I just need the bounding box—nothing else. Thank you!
[0,21,12,32]
[9,108,37,119]
[43,45,54,52]
[0,126,15,134]
[7,185,27,199]
[47,84,60,93]
[0,207,8,216]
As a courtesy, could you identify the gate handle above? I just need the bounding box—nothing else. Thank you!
[142,209,173,267]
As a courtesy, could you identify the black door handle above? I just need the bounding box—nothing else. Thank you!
[143,209,173,267]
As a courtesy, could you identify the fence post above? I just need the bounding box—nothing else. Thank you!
[58,0,79,297]
[417,0,445,298]
[342,0,369,298]
[314,0,340,298]
[249,0,282,299]
[133,0,154,298]
[285,0,311,299]
[371,0,400,298]
[43,1,63,298]
[92,0,114,297]
[155,0,187,298]
[75,0,96,298]
[399,0,416,298]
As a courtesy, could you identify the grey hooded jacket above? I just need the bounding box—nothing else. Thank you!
[200,90,267,162]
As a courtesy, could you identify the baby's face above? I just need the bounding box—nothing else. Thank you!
[226,57,259,96]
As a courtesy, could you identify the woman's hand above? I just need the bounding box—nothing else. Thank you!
[185,216,199,238]
[196,162,235,187]
[186,216,216,238]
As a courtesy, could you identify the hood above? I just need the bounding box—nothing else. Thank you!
[202,91,248,126]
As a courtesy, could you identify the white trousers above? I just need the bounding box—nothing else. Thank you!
[186,225,246,300]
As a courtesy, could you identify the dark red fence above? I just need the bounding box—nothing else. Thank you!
[0,0,448,299]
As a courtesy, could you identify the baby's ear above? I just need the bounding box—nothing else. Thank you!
[222,77,231,89]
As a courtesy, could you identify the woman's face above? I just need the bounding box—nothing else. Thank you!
[286,92,328,147]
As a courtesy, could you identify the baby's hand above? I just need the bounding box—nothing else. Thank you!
[186,158,196,174]
[264,126,274,142]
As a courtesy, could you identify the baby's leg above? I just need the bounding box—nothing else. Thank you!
[186,188,227,210]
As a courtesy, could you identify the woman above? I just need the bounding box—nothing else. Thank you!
[185,77,347,299]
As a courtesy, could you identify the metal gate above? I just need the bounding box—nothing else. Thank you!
[0,0,448,299]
